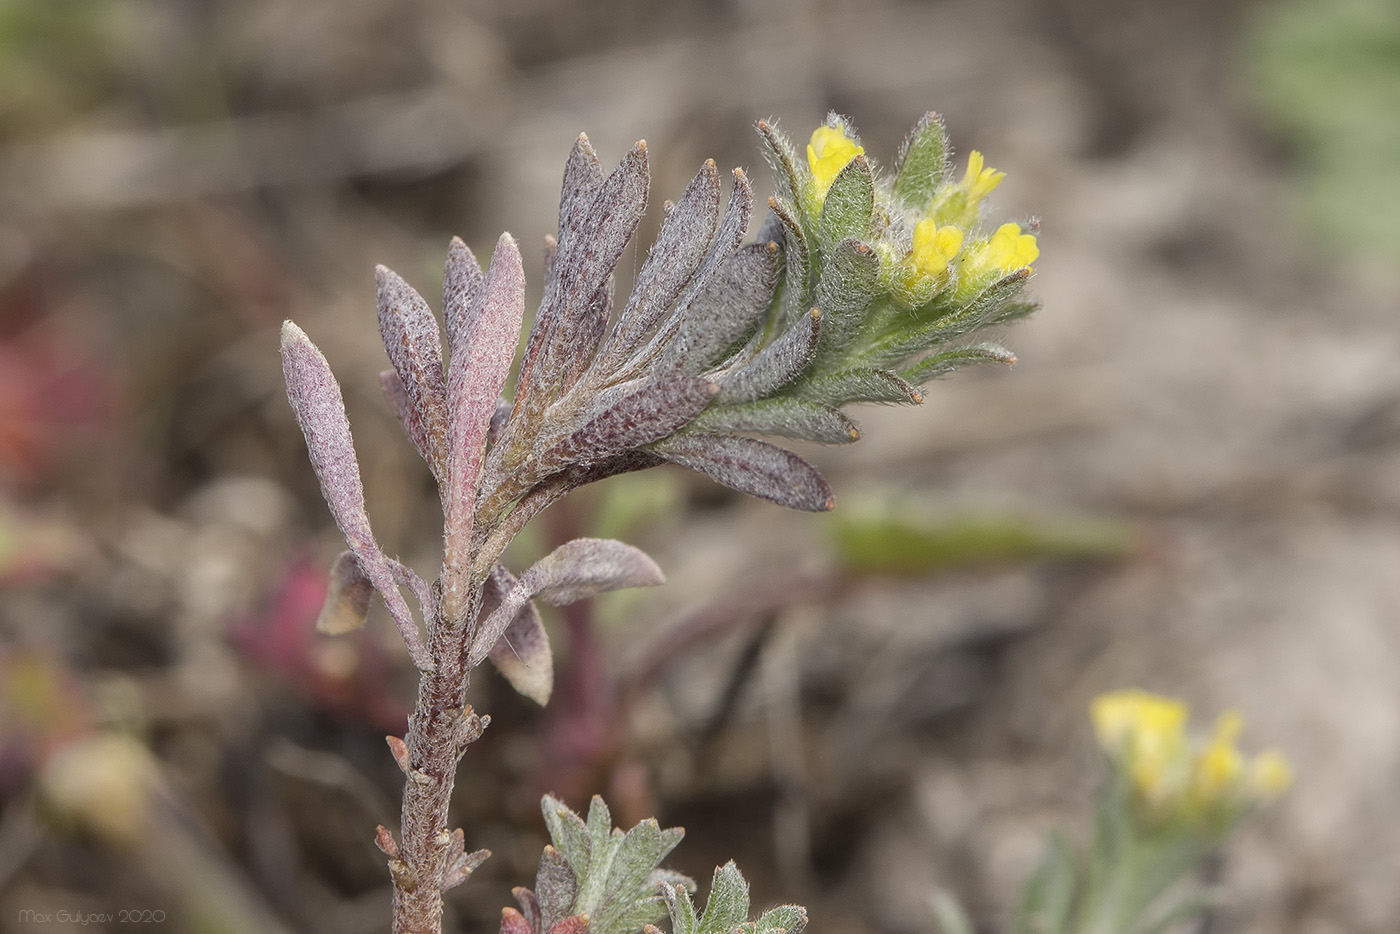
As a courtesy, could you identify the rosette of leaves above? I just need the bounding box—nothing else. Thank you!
[501,796,695,934]
[654,113,1037,472]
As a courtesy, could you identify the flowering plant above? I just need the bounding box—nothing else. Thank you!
[279,114,1040,934]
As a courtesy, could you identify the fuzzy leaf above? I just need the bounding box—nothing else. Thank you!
[751,905,806,934]
[501,908,534,934]
[542,378,719,473]
[446,233,526,541]
[864,272,1035,368]
[651,433,833,512]
[469,539,664,666]
[604,160,722,362]
[443,236,486,354]
[816,156,874,251]
[697,863,750,934]
[663,884,699,934]
[537,141,649,395]
[536,846,578,933]
[543,796,592,877]
[514,888,542,934]
[548,916,592,934]
[559,134,606,239]
[768,196,812,329]
[757,119,803,215]
[900,343,1017,385]
[280,321,430,669]
[316,550,373,635]
[663,242,779,376]
[604,819,663,912]
[380,369,434,471]
[892,112,949,210]
[715,308,820,404]
[376,266,449,475]
[693,397,859,444]
[797,367,922,406]
[483,564,553,705]
[812,238,880,357]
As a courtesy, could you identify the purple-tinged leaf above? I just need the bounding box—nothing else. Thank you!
[694,398,859,444]
[715,307,820,403]
[316,550,373,635]
[663,241,779,376]
[483,564,553,706]
[547,916,590,934]
[443,237,486,354]
[446,234,526,545]
[611,168,754,380]
[442,828,490,892]
[537,142,649,391]
[280,321,432,669]
[540,377,718,474]
[388,557,433,623]
[386,734,411,774]
[559,276,613,394]
[651,433,834,512]
[468,538,664,667]
[501,908,534,934]
[536,846,577,933]
[377,266,449,476]
[602,160,722,362]
[514,888,542,934]
[558,133,606,252]
[374,825,400,858]
[380,369,435,472]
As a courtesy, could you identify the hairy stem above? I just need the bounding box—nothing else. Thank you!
[392,584,484,934]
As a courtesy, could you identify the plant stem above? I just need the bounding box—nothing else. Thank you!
[392,582,484,934]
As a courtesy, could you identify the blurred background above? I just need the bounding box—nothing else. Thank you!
[2,0,1399,932]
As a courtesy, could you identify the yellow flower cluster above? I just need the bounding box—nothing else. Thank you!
[807,125,865,205]
[881,147,1038,304]
[1091,689,1291,825]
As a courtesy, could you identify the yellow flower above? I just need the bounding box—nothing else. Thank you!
[1090,690,1292,827]
[807,125,864,205]
[1250,750,1293,799]
[1092,690,1188,808]
[1187,711,1245,815]
[931,150,1006,228]
[910,218,964,278]
[960,150,1005,203]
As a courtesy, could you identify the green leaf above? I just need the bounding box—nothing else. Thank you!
[899,343,1016,385]
[796,367,922,406]
[697,863,751,934]
[543,796,592,880]
[812,237,880,359]
[1014,831,1077,934]
[892,112,950,210]
[817,157,875,254]
[693,398,859,444]
[751,904,806,934]
[831,511,1136,576]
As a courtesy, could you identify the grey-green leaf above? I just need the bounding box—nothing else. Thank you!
[694,398,858,445]
[816,156,874,252]
[697,862,750,934]
[892,112,949,210]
